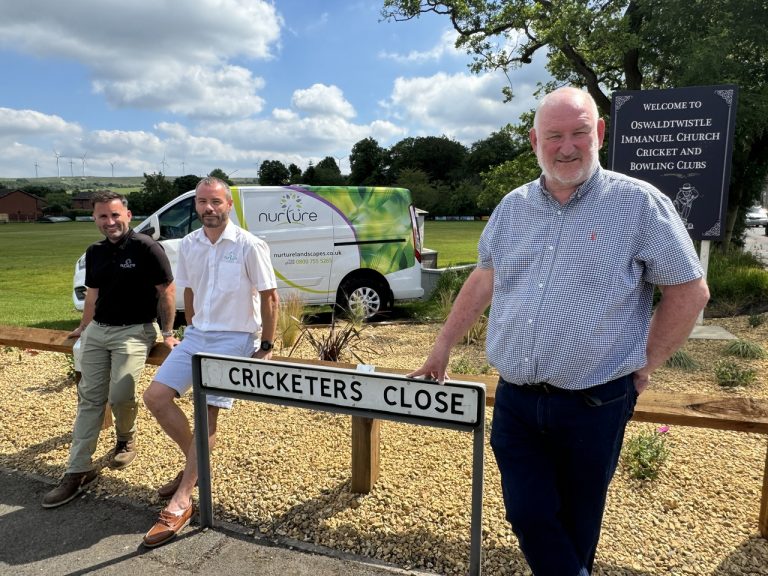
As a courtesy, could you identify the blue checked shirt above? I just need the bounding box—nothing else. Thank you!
[478,167,703,390]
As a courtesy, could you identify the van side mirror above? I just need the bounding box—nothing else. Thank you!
[141,226,156,237]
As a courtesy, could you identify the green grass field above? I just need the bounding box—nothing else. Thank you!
[423,220,486,266]
[0,222,101,329]
[0,220,485,328]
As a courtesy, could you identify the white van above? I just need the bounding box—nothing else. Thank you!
[72,185,424,318]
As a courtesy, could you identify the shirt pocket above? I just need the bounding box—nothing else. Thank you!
[218,261,242,292]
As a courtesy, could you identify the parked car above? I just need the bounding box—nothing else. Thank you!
[37,216,72,223]
[746,205,768,227]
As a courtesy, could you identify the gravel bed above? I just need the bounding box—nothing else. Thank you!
[2,316,768,575]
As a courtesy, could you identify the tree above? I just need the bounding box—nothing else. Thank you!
[131,173,175,215]
[387,135,468,184]
[258,160,290,185]
[383,0,768,249]
[288,163,303,184]
[314,157,345,185]
[173,174,200,195]
[208,168,234,186]
[395,168,440,215]
[466,128,526,176]
[349,137,387,185]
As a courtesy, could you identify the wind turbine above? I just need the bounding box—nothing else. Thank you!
[69,158,74,177]
[180,157,186,174]
[109,161,116,178]
[53,150,61,178]
[81,152,87,177]
[34,161,39,179]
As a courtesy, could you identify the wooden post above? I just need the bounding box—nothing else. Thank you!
[350,416,380,494]
[760,441,768,538]
[697,240,711,325]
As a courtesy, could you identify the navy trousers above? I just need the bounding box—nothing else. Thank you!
[490,374,637,576]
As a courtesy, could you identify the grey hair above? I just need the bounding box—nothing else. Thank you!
[196,176,232,200]
[533,87,599,132]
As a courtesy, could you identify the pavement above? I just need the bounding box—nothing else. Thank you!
[0,468,425,576]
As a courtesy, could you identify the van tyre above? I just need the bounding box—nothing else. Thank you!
[338,277,388,319]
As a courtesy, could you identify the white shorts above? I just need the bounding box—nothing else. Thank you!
[154,326,256,409]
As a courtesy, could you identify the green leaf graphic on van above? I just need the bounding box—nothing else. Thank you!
[309,186,415,274]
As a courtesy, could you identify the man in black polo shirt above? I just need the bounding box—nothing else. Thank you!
[42,191,177,508]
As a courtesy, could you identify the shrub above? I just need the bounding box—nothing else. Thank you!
[707,249,768,316]
[278,292,305,349]
[623,426,670,480]
[463,314,488,345]
[289,309,383,363]
[723,339,767,359]
[664,349,699,371]
[714,359,757,388]
[748,313,765,327]
[450,356,492,375]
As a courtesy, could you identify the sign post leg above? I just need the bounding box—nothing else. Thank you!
[194,384,213,528]
[469,408,485,576]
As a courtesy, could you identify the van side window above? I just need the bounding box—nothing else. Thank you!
[158,197,200,240]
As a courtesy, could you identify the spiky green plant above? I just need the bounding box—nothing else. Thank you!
[723,339,767,359]
[664,350,699,371]
[278,292,305,349]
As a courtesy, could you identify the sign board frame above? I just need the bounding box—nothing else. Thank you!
[192,353,486,576]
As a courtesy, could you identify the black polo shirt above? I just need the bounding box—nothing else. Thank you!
[85,229,173,326]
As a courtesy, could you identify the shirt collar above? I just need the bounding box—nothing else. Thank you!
[537,165,603,206]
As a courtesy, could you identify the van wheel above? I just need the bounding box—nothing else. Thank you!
[338,277,388,319]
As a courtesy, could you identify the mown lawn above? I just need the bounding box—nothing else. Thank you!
[0,222,100,328]
[423,220,486,266]
[0,220,486,328]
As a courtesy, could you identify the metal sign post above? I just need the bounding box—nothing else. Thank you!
[191,354,486,576]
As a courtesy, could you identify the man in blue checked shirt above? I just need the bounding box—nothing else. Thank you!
[410,86,709,576]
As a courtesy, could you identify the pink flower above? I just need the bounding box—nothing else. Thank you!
[657,425,670,434]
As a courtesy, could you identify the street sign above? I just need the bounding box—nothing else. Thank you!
[191,354,486,576]
[198,355,483,428]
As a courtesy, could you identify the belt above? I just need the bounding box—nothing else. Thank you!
[93,321,133,327]
[511,381,575,394]
[503,377,628,407]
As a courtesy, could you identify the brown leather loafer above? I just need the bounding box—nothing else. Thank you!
[157,470,197,498]
[156,471,183,498]
[142,504,194,548]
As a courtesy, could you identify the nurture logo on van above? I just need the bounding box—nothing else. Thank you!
[256,192,319,225]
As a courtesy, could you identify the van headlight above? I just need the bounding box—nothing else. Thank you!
[77,255,86,270]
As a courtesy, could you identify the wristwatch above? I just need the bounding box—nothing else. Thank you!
[260,340,274,352]
[162,330,174,338]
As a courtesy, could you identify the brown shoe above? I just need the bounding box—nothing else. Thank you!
[108,439,136,469]
[142,504,194,547]
[157,470,197,498]
[41,470,98,508]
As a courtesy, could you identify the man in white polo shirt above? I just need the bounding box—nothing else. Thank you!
[141,176,279,548]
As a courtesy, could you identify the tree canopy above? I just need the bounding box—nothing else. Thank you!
[383,0,768,246]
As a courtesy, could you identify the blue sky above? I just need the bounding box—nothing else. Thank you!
[0,0,551,178]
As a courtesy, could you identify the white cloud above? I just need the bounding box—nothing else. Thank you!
[0,108,80,137]
[0,0,281,118]
[291,84,356,119]
[379,29,461,63]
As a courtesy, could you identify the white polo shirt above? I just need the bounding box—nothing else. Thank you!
[176,220,277,334]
